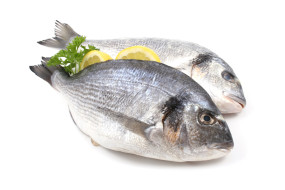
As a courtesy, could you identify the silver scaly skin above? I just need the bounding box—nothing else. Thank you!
[30,59,233,162]
[38,21,246,114]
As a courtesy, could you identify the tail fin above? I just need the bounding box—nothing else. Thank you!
[29,57,63,86]
[37,20,80,49]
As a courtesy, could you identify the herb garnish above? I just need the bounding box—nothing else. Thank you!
[47,36,99,75]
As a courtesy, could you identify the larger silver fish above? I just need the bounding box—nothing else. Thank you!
[38,21,246,114]
[30,59,233,162]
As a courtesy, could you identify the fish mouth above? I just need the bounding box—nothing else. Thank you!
[208,141,234,152]
[223,91,246,108]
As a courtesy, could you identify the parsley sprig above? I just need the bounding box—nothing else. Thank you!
[47,36,99,75]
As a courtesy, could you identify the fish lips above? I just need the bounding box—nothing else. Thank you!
[208,141,234,152]
[223,91,246,109]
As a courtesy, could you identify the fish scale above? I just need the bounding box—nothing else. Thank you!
[64,78,170,124]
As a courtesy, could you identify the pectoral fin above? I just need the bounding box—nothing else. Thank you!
[97,107,152,139]
[69,105,154,144]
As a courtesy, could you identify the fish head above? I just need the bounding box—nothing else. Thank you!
[162,90,233,161]
[190,54,246,114]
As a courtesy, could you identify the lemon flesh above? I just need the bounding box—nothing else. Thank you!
[116,46,161,62]
[80,50,112,71]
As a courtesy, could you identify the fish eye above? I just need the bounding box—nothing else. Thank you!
[222,71,235,82]
[199,112,216,125]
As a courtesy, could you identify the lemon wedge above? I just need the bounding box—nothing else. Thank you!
[116,46,161,62]
[80,50,112,71]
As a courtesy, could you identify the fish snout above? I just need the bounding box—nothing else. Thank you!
[223,91,246,110]
[207,120,234,152]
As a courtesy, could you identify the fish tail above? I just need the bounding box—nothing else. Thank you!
[29,57,64,86]
[37,20,80,49]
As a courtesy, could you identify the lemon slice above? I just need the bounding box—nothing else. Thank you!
[116,46,161,62]
[80,50,112,70]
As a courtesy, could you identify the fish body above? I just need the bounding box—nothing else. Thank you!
[30,59,233,162]
[39,21,246,114]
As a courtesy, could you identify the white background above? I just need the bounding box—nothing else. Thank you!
[1,0,284,189]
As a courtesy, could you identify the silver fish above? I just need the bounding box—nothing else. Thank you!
[30,59,233,162]
[38,20,246,114]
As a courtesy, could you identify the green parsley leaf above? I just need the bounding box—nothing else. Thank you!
[47,36,99,75]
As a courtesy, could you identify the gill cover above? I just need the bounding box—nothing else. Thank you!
[162,96,186,144]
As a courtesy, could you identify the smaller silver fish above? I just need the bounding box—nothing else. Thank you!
[38,20,246,114]
[30,59,233,162]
